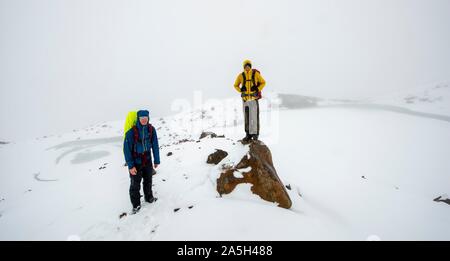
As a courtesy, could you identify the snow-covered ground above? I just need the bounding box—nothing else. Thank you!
[1,84,450,240]
[369,82,450,116]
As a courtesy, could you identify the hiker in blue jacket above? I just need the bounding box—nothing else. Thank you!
[123,110,160,213]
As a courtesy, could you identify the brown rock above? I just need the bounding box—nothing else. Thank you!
[216,140,292,209]
[199,131,225,139]
[199,131,217,139]
[207,149,228,165]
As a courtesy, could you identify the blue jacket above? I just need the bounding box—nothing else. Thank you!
[123,121,160,169]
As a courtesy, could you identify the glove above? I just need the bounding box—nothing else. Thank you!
[240,86,247,92]
[251,86,258,92]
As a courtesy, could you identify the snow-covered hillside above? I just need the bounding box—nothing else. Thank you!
[1,85,450,240]
[369,82,450,116]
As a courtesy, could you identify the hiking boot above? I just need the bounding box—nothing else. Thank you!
[145,196,158,204]
[241,134,252,143]
[131,205,141,214]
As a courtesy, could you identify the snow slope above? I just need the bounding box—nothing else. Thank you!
[1,86,450,240]
[369,82,450,116]
[279,82,450,118]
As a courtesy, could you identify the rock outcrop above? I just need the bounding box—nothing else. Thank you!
[199,131,225,139]
[207,149,228,165]
[216,140,292,209]
[434,195,450,205]
[200,131,217,139]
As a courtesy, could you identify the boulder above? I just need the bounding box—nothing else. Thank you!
[434,195,450,205]
[207,149,228,165]
[216,140,292,209]
[199,131,225,139]
[199,131,217,139]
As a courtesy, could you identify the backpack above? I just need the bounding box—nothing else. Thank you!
[124,111,137,139]
[242,69,262,100]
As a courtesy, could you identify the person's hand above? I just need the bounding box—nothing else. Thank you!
[129,167,137,175]
[240,86,247,92]
[154,164,159,169]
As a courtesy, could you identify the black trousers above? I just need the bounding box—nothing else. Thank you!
[129,164,153,208]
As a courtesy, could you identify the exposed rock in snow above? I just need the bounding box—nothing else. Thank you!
[216,140,292,209]
[433,194,450,205]
[199,131,224,139]
[206,149,228,165]
[199,131,217,139]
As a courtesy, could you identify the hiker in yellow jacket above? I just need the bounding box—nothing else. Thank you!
[234,59,266,142]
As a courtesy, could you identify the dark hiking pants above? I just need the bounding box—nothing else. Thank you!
[129,164,153,208]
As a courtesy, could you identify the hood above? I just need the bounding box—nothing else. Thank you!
[137,110,150,128]
[243,59,252,68]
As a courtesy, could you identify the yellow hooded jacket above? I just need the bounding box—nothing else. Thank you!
[234,60,266,101]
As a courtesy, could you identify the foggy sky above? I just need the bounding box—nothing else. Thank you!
[1,0,449,140]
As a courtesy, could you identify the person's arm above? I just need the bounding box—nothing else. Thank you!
[151,126,160,167]
[257,72,266,91]
[234,74,243,93]
[123,130,135,170]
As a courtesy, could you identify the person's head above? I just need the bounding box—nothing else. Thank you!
[243,59,252,72]
[137,110,149,126]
